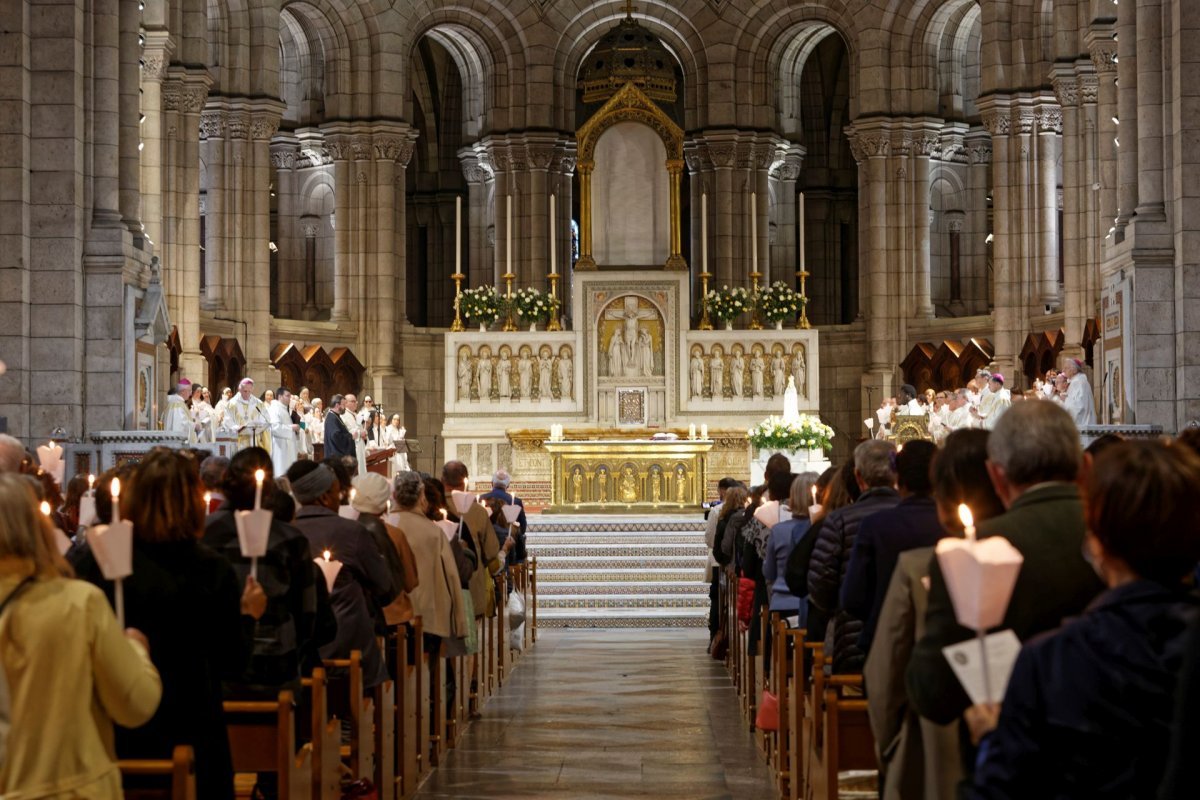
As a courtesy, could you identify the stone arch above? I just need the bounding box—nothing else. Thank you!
[889,0,983,119]
[398,1,529,131]
[552,4,709,132]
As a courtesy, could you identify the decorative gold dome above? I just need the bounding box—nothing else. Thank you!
[580,11,677,105]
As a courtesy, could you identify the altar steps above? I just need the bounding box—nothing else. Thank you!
[527,515,712,628]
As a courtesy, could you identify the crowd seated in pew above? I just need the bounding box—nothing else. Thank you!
[0,442,537,800]
[712,401,1200,800]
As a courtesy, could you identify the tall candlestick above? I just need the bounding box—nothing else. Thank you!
[455,195,462,274]
[798,191,806,272]
[750,192,758,273]
[549,193,557,275]
[701,192,708,272]
[506,194,512,277]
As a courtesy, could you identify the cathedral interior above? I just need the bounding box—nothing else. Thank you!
[1,0,1196,458]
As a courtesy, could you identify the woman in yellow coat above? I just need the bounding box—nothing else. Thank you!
[0,473,162,799]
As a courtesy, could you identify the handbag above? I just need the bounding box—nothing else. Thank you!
[709,628,728,661]
[737,576,756,624]
[755,689,780,731]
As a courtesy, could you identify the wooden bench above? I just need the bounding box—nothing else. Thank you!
[119,744,197,800]
[224,690,314,800]
[301,667,346,799]
[322,650,378,788]
[803,651,876,800]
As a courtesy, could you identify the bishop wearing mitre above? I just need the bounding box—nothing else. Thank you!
[221,377,272,452]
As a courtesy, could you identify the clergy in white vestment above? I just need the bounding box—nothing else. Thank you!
[267,388,299,475]
[381,414,411,474]
[221,377,272,452]
[945,390,973,433]
[191,385,217,443]
[973,374,1013,431]
[306,399,325,445]
[898,384,924,416]
[342,393,368,476]
[161,379,199,442]
[1061,358,1097,427]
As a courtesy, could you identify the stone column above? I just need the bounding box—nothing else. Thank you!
[458,150,493,289]
[90,0,121,227]
[1036,104,1063,308]
[964,132,992,315]
[138,36,171,254]
[118,0,142,234]
[946,212,966,316]
[847,126,892,371]
[769,149,802,288]
[708,140,736,287]
[246,108,281,377]
[981,101,1021,379]
[1053,69,1087,359]
[551,150,576,319]
[326,134,352,321]
[270,137,299,317]
[371,125,416,376]
[1115,0,1138,234]
[200,109,227,311]
[684,142,713,304]
[301,220,318,318]
[1088,33,1119,240]
[912,132,939,318]
[1134,0,1165,223]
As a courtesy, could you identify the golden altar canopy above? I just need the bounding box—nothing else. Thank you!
[543,438,712,513]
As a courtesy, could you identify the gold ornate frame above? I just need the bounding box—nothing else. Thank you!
[574,82,687,271]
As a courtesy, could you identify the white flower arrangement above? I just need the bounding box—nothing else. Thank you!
[747,413,835,453]
[756,281,803,323]
[707,285,752,323]
[460,286,502,325]
[513,287,554,323]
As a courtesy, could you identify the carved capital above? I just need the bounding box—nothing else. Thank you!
[199,110,226,139]
[734,142,756,169]
[1015,110,1037,135]
[164,83,208,114]
[226,112,250,140]
[913,135,941,157]
[847,132,889,162]
[1038,107,1063,135]
[1089,43,1118,74]
[1080,74,1100,105]
[251,114,279,141]
[326,137,350,161]
[351,135,372,161]
[981,108,1010,137]
[558,155,576,176]
[270,149,296,170]
[969,144,993,165]
[1052,76,1079,108]
[527,145,555,170]
[142,54,167,81]
[302,221,319,237]
[707,144,736,168]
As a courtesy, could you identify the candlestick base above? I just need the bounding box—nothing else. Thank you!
[450,272,467,332]
[697,271,714,331]
[546,272,563,331]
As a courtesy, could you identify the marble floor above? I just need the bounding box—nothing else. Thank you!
[415,628,776,799]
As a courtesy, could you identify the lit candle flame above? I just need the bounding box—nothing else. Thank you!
[440,508,448,520]
[322,549,332,562]
[957,504,974,530]
[40,501,51,516]
[88,473,95,490]
[349,488,357,501]
[48,440,55,450]
[811,485,818,504]
[111,478,121,500]
[254,468,265,486]
[204,491,212,505]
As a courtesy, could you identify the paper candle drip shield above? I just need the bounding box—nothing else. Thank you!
[315,551,343,593]
[450,490,476,516]
[753,500,783,530]
[435,519,459,542]
[89,521,134,581]
[501,504,522,525]
[235,508,273,559]
[935,535,1024,631]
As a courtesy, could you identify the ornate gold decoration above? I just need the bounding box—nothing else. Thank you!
[546,272,562,331]
[575,82,686,271]
[502,271,516,331]
[890,414,932,445]
[698,270,713,330]
[579,5,677,105]
[543,438,712,512]
[450,272,466,332]
[749,270,764,330]
[796,269,811,329]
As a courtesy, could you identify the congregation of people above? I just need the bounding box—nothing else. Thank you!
[0,424,528,799]
[705,399,1200,799]
[875,357,1097,444]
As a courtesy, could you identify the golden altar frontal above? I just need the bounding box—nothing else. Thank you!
[543,439,713,513]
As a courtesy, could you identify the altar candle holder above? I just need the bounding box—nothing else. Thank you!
[547,272,563,332]
[796,269,811,330]
[698,271,714,331]
[450,272,466,332]
[502,272,517,332]
[749,271,764,330]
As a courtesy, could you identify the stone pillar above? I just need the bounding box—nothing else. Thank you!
[964,132,992,315]
[200,109,227,311]
[946,212,966,316]
[370,125,416,377]
[769,147,804,288]
[912,135,938,318]
[1036,106,1062,307]
[981,101,1021,380]
[708,140,736,287]
[90,0,121,227]
[846,126,892,372]
[270,137,300,317]
[138,36,170,253]
[1115,0,1137,234]
[1088,32,1119,240]
[246,108,281,377]
[160,70,208,379]
[458,150,493,290]
[118,0,142,233]
[326,134,352,321]
[302,220,318,317]
[1134,0,1165,223]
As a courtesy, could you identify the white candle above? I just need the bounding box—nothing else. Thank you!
[958,504,977,543]
[811,485,818,506]
[88,473,95,492]
[750,192,758,273]
[688,423,697,440]
[700,424,708,440]
[253,468,265,511]
[798,191,806,271]
[203,491,212,510]
[701,192,708,272]
[455,195,462,274]
[110,478,122,524]
[506,194,512,275]
[549,193,557,275]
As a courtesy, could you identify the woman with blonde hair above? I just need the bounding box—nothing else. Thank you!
[0,473,162,798]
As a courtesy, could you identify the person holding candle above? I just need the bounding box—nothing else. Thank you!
[352,472,420,630]
[0,473,163,800]
[479,469,527,567]
[286,460,395,688]
[965,440,1200,798]
[69,448,267,800]
[203,447,325,691]
[906,401,1103,780]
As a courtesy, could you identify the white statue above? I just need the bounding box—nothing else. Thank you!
[517,351,533,399]
[557,350,574,399]
[607,328,625,377]
[790,347,807,398]
[537,352,553,400]
[771,352,787,397]
[783,376,800,423]
[690,353,704,398]
[638,329,654,377]
[750,352,765,398]
[478,354,494,400]
[457,352,473,399]
[730,351,746,398]
[709,350,725,399]
[498,351,513,399]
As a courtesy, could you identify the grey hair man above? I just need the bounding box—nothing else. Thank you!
[907,400,1102,745]
[0,434,26,473]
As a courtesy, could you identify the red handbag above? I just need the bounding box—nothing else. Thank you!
[756,690,780,731]
[737,576,756,624]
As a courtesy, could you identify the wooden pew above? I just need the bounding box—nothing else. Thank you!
[395,620,425,798]
[303,667,346,799]
[224,691,314,800]
[804,652,875,800]
[322,650,377,786]
[119,744,197,800]
[374,666,397,800]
